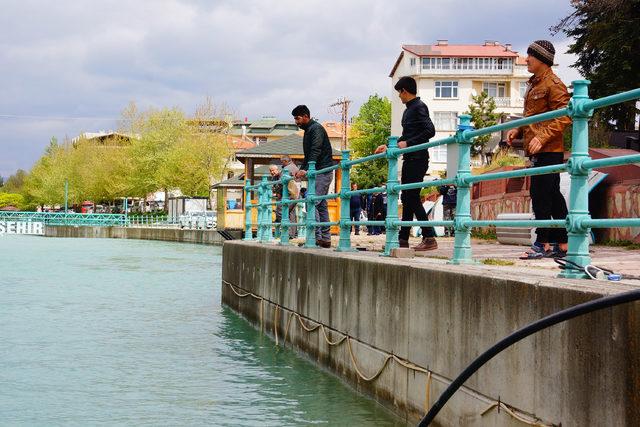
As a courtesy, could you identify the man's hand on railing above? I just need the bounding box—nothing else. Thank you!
[374,144,387,154]
[506,129,519,146]
[294,169,307,180]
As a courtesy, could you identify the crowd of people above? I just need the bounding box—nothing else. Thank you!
[263,39,569,256]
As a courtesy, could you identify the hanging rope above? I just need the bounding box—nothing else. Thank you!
[481,402,552,427]
[222,279,557,426]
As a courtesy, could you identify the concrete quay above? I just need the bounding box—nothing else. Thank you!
[221,240,640,426]
[44,225,235,245]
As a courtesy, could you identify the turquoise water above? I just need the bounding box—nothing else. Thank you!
[0,236,402,426]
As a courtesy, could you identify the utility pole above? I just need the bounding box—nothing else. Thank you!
[329,97,351,150]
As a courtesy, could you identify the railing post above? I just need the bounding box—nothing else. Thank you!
[265,179,274,242]
[560,80,593,279]
[280,170,291,246]
[304,161,317,248]
[337,150,355,252]
[243,180,253,240]
[383,136,400,256]
[257,177,267,242]
[450,114,475,264]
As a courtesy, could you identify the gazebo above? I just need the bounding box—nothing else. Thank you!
[226,133,343,233]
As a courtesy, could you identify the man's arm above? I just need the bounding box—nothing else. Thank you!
[300,126,324,171]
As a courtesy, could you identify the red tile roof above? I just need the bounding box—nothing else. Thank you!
[403,43,519,58]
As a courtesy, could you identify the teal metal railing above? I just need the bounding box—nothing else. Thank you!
[243,81,640,279]
[0,211,127,226]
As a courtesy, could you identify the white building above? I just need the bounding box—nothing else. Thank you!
[389,40,534,175]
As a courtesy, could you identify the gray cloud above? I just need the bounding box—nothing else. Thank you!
[0,0,579,177]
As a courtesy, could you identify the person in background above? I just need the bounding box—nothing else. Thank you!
[349,183,362,235]
[269,165,298,238]
[438,184,457,237]
[366,193,375,235]
[372,190,385,235]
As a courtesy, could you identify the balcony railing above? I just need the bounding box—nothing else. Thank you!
[243,81,640,280]
[492,97,524,108]
[419,67,514,75]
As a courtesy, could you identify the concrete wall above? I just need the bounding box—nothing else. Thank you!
[45,225,231,245]
[222,241,640,426]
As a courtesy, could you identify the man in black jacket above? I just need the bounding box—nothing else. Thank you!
[292,105,334,248]
[375,76,437,251]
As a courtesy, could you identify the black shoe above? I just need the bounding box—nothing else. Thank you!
[317,240,331,248]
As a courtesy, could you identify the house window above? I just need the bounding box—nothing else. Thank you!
[252,136,267,144]
[433,112,458,131]
[435,81,458,98]
[429,145,447,163]
[519,81,528,98]
[482,82,507,98]
[410,57,416,67]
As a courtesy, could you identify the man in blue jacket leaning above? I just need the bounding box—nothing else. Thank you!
[376,76,437,251]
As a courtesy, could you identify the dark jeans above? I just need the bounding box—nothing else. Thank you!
[530,152,568,244]
[399,158,436,241]
[443,204,456,237]
[313,171,333,241]
[350,208,361,234]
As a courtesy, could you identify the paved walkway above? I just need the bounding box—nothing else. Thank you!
[289,234,640,286]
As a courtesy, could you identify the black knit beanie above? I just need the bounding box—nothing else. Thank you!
[527,40,555,66]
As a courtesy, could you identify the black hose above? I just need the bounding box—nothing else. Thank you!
[418,288,640,426]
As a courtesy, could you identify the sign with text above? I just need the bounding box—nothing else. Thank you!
[0,221,45,235]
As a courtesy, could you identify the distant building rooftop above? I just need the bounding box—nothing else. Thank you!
[235,133,341,161]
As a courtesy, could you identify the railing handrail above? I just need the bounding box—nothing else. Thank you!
[243,81,640,278]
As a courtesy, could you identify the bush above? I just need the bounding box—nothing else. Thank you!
[0,192,25,209]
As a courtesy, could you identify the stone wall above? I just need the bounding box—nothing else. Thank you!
[222,241,640,426]
[45,225,229,245]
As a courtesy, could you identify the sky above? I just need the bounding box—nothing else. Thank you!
[0,0,582,178]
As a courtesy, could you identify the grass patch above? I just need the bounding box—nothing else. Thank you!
[471,227,497,240]
[471,150,526,175]
[600,240,640,250]
[482,258,515,266]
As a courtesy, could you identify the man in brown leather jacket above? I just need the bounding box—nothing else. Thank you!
[507,40,571,258]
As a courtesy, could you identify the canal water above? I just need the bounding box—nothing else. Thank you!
[0,236,402,426]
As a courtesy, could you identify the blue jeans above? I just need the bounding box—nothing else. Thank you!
[314,171,333,241]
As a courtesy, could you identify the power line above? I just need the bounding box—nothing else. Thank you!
[328,97,351,151]
[0,114,118,121]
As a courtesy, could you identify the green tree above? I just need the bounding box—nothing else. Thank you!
[464,91,498,160]
[551,0,640,130]
[126,107,187,200]
[3,169,28,193]
[349,95,391,188]
[23,142,73,207]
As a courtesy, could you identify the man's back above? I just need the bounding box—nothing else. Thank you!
[301,120,333,171]
[400,97,435,161]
